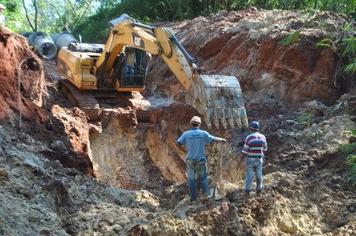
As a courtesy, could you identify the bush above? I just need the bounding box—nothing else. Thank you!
[339,142,356,182]
[346,154,356,182]
[340,143,356,156]
[297,112,314,127]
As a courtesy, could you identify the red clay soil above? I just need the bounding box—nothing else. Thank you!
[146,10,346,104]
[0,27,94,175]
[42,105,94,176]
[0,26,46,123]
[51,105,91,155]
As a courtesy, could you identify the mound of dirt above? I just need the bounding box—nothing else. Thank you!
[0,27,95,175]
[0,26,46,123]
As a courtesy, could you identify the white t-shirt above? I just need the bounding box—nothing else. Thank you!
[0,15,5,26]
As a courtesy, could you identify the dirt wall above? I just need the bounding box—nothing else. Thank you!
[146,9,349,104]
[0,26,45,123]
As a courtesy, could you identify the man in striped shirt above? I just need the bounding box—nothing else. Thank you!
[242,121,267,196]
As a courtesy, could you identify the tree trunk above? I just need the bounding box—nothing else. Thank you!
[22,0,35,31]
[226,0,232,10]
[211,0,216,11]
[32,0,38,31]
[191,0,198,17]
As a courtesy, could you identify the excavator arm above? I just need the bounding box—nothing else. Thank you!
[94,15,248,129]
[94,15,194,90]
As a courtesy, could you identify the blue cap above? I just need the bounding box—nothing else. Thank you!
[249,121,260,130]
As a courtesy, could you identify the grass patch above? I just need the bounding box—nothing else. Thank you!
[346,154,356,182]
[280,30,301,46]
[339,143,356,156]
[297,112,314,128]
[339,143,356,182]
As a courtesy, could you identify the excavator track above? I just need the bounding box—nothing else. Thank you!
[58,79,101,121]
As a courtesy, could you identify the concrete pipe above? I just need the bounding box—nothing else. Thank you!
[50,33,61,42]
[54,32,78,49]
[28,32,46,47]
[20,32,32,38]
[33,34,57,59]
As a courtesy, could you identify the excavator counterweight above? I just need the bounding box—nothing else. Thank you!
[57,14,248,129]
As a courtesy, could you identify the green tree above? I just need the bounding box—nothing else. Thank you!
[19,0,98,33]
[0,0,29,31]
[73,0,355,43]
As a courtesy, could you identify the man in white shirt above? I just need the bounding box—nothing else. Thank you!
[0,4,5,26]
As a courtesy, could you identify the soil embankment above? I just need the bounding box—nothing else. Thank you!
[147,9,349,105]
[0,26,45,122]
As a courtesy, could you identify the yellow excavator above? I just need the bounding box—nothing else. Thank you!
[57,14,248,129]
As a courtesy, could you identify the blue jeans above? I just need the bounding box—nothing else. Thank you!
[244,157,263,193]
[186,159,209,201]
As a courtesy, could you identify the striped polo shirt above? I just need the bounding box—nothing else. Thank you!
[242,132,267,158]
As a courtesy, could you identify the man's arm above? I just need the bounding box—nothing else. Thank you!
[176,142,187,153]
[242,137,249,156]
[176,132,187,154]
[205,131,226,144]
[263,135,267,155]
[213,137,226,143]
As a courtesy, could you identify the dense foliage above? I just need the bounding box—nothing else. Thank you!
[2,0,355,41]
[1,0,98,33]
[74,0,355,42]
[0,0,27,31]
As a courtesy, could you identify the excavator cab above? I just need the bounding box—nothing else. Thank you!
[113,47,149,89]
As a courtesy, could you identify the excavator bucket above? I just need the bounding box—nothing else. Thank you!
[186,75,248,129]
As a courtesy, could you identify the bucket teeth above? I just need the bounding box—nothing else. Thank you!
[205,110,212,129]
[239,108,248,127]
[235,114,242,128]
[186,74,248,129]
[228,109,235,128]
[221,109,227,129]
[229,119,235,128]
[213,110,219,129]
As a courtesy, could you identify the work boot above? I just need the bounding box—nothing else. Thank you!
[256,190,262,197]
[244,191,250,197]
[200,195,209,203]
